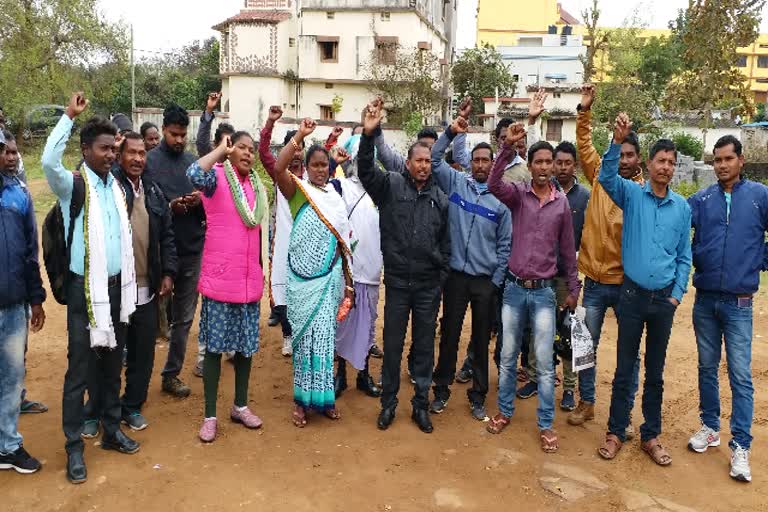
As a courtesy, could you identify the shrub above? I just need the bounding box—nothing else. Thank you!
[670,132,704,160]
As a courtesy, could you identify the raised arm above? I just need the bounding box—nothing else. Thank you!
[488,122,527,209]
[526,88,547,147]
[598,113,633,209]
[431,120,466,193]
[259,106,282,180]
[187,135,232,197]
[672,204,693,302]
[196,92,220,157]
[42,92,88,200]
[576,84,600,183]
[275,118,316,200]
[358,102,392,206]
[452,97,473,171]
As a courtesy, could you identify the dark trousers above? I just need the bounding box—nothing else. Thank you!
[63,274,126,454]
[608,278,677,442]
[122,298,159,414]
[460,284,503,376]
[433,271,496,405]
[381,284,441,411]
[162,253,201,378]
[274,305,292,338]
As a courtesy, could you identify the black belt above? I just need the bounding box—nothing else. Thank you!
[507,271,554,290]
[68,272,121,287]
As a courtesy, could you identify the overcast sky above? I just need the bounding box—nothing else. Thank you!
[100,0,768,54]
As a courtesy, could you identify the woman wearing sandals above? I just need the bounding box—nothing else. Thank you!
[274,118,354,427]
[186,131,270,442]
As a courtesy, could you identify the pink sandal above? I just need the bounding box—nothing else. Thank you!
[230,406,263,429]
[199,418,217,442]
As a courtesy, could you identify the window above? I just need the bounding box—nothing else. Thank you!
[326,12,335,19]
[760,44,768,48]
[375,37,398,65]
[737,56,747,67]
[289,37,295,47]
[381,12,390,21]
[318,38,339,63]
[553,92,562,98]
[325,83,334,89]
[320,105,335,120]
[757,78,768,84]
[758,56,768,68]
[546,119,563,142]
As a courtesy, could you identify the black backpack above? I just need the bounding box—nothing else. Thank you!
[42,175,85,305]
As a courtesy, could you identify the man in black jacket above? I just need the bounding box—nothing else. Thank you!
[144,104,199,398]
[358,100,450,434]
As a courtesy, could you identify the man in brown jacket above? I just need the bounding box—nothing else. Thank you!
[566,85,644,436]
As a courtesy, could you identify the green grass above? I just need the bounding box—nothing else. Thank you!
[21,143,81,182]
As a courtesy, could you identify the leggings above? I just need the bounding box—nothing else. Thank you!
[203,352,252,418]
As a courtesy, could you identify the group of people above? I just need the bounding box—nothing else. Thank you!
[0,83,762,486]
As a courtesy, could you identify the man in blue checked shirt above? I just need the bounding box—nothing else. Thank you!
[686,135,768,483]
[596,113,692,467]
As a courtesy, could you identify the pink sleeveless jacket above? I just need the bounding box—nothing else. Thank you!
[198,164,264,304]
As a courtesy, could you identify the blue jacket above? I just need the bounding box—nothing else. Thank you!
[689,179,768,295]
[431,127,512,286]
[0,174,46,307]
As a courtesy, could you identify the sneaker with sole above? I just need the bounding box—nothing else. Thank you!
[122,411,148,431]
[455,367,473,384]
[516,381,538,399]
[730,444,752,482]
[192,362,203,378]
[81,419,100,439]
[560,390,576,411]
[430,396,449,414]
[368,344,384,359]
[162,376,191,398]
[230,406,263,429]
[470,402,487,421]
[281,336,293,357]
[688,425,721,453]
[0,446,41,474]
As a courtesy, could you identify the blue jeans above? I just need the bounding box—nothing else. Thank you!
[0,304,28,454]
[608,278,677,442]
[693,291,754,450]
[498,280,556,430]
[580,278,640,405]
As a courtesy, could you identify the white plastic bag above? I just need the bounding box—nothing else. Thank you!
[570,306,595,372]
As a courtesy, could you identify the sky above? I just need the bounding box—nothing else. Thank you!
[100,0,768,54]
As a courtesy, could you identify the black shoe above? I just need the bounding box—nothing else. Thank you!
[455,367,473,384]
[356,372,382,397]
[377,406,396,430]
[162,376,191,398]
[0,445,41,474]
[101,430,140,455]
[334,372,348,398]
[268,310,280,327]
[368,344,384,359]
[411,408,434,433]
[66,452,87,484]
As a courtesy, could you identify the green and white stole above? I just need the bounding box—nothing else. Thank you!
[224,160,267,228]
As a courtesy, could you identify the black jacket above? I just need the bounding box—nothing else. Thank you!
[113,168,178,291]
[144,141,204,256]
[357,131,450,289]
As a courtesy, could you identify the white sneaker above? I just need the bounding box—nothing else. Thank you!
[730,444,752,482]
[281,336,293,357]
[688,425,721,453]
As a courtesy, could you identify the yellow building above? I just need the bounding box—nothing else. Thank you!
[476,0,582,47]
[477,4,768,103]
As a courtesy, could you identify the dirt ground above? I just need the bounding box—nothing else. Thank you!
[2,179,766,511]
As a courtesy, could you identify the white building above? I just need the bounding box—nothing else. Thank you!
[213,0,457,136]
[497,33,585,97]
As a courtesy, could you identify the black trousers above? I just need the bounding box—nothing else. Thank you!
[433,271,496,405]
[381,284,441,411]
[122,297,159,414]
[274,304,292,337]
[63,274,126,454]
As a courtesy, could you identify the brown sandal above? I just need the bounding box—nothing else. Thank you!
[292,406,307,428]
[540,429,559,453]
[598,433,623,460]
[324,407,341,420]
[642,438,672,466]
[486,413,511,434]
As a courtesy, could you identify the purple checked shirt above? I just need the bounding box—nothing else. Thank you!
[488,144,581,298]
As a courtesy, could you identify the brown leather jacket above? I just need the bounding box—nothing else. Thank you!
[576,110,644,285]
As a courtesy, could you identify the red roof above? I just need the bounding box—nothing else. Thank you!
[213,10,291,30]
[558,3,581,25]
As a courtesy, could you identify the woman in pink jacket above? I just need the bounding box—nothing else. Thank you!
[186,131,269,442]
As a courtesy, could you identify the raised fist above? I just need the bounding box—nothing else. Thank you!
[268,105,283,122]
[66,92,89,119]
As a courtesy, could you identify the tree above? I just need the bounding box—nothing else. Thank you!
[666,0,766,149]
[364,46,445,127]
[0,0,127,128]
[450,44,515,124]
[580,0,610,82]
